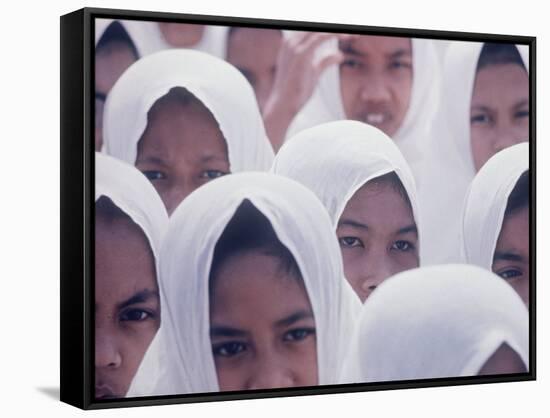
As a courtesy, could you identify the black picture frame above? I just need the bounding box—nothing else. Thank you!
[60,6,536,410]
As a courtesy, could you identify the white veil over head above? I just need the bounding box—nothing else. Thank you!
[95,152,168,259]
[286,37,441,176]
[272,120,422,260]
[340,264,529,383]
[102,49,274,171]
[127,172,360,396]
[461,143,529,269]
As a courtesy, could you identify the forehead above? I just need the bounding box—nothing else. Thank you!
[140,96,228,160]
[340,35,412,56]
[472,63,528,104]
[210,251,311,322]
[95,215,157,299]
[341,180,414,227]
[496,206,529,251]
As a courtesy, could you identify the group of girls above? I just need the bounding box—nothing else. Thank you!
[93,19,530,400]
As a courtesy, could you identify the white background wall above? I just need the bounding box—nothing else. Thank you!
[1,0,547,416]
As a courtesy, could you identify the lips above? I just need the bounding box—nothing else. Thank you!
[95,383,118,400]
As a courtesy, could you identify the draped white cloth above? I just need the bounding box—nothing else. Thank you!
[461,143,529,269]
[286,37,441,178]
[102,49,274,171]
[127,172,361,396]
[416,42,529,265]
[272,120,422,260]
[95,152,168,266]
[340,264,529,383]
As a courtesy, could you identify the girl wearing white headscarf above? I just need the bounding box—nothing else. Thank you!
[341,264,529,383]
[462,143,529,306]
[286,36,441,177]
[103,49,274,214]
[95,153,168,399]
[417,42,529,265]
[273,120,420,302]
[127,172,360,396]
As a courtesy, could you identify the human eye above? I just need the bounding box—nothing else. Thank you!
[341,58,363,70]
[497,268,524,281]
[338,236,363,248]
[388,59,412,70]
[282,327,316,342]
[200,170,227,180]
[212,341,247,358]
[141,170,166,181]
[514,109,529,120]
[119,308,154,322]
[470,112,492,126]
[391,240,415,252]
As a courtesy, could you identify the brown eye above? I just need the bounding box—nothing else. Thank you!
[339,236,363,248]
[142,170,166,181]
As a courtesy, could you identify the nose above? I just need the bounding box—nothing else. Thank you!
[164,180,197,216]
[359,72,391,104]
[359,256,394,300]
[246,356,295,390]
[95,325,122,369]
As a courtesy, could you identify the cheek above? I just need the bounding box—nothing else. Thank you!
[289,338,318,385]
[470,132,493,171]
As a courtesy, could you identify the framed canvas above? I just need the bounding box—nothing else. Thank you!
[60,6,536,410]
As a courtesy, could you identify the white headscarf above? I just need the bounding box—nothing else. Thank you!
[462,143,529,269]
[127,172,361,396]
[95,152,168,267]
[415,42,529,265]
[102,49,274,171]
[341,264,529,383]
[286,37,441,175]
[272,120,422,260]
[134,22,227,58]
[95,18,150,57]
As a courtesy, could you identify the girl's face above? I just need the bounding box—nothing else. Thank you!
[158,23,205,48]
[478,343,527,375]
[95,41,137,151]
[337,179,418,302]
[339,35,413,137]
[470,63,529,172]
[95,214,160,399]
[136,94,229,215]
[492,206,529,307]
[226,28,282,112]
[209,250,318,391]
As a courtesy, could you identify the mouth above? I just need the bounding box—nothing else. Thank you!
[95,384,118,400]
[358,112,392,130]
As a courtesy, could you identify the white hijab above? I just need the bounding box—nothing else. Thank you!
[102,49,274,171]
[341,264,529,383]
[134,22,227,58]
[415,42,529,265]
[127,172,361,396]
[462,143,529,269]
[286,37,441,176]
[95,152,169,267]
[272,120,422,260]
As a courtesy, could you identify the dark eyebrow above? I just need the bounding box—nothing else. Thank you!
[116,289,159,311]
[470,105,492,113]
[137,155,169,167]
[493,251,525,263]
[397,224,417,235]
[275,310,314,328]
[388,48,412,59]
[210,326,248,338]
[337,218,368,230]
[199,153,229,164]
[339,40,363,56]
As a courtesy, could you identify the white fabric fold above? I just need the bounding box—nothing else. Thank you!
[102,49,274,171]
[340,264,529,383]
[461,143,529,269]
[127,172,361,396]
